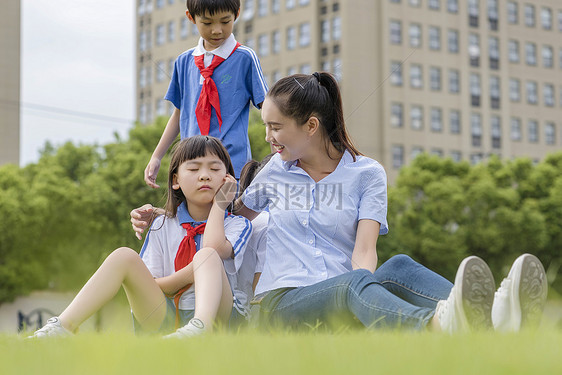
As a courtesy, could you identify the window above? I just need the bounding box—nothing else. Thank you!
[411,105,423,130]
[430,67,441,91]
[471,113,482,146]
[410,64,423,88]
[491,116,501,149]
[508,40,519,63]
[541,7,552,29]
[332,16,341,41]
[447,0,458,13]
[528,120,539,143]
[469,33,480,66]
[431,108,443,132]
[321,60,330,72]
[431,148,444,157]
[409,23,422,47]
[390,20,402,44]
[470,73,481,106]
[391,61,403,86]
[511,118,522,141]
[156,24,165,45]
[507,2,518,24]
[258,0,268,17]
[180,18,189,39]
[448,29,459,53]
[139,67,147,88]
[243,0,254,19]
[429,26,441,50]
[526,81,538,104]
[168,58,174,76]
[300,63,311,74]
[490,76,500,109]
[139,31,147,52]
[156,99,165,116]
[450,109,461,134]
[272,0,280,14]
[286,26,296,50]
[409,0,421,7]
[411,147,424,160]
[450,150,462,162]
[272,30,280,54]
[470,153,484,165]
[489,37,499,69]
[391,103,403,127]
[545,122,556,145]
[156,60,165,82]
[429,0,440,10]
[488,0,499,30]
[286,0,296,10]
[468,0,479,27]
[559,10,562,32]
[299,0,310,6]
[449,69,460,93]
[525,4,535,27]
[333,58,342,81]
[245,37,255,50]
[509,78,520,102]
[258,33,269,56]
[272,70,281,83]
[156,0,164,8]
[287,66,296,75]
[322,20,331,43]
[559,48,562,69]
[299,22,311,47]
[544,84,555,107]
[542,46,553,68]
[168,21,175,42]
[525,42,537,65]
[392,145,404,169]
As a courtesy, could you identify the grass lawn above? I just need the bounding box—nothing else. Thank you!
[1,329,561,375]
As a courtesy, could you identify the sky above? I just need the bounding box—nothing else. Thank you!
[20,0,135,165]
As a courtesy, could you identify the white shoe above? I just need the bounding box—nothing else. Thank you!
[436,256,495,333]
[163,318,206,339]
[492,254,548,332]
[28,317,72,338]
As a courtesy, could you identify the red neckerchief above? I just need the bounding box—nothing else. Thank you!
[193,42,241,135]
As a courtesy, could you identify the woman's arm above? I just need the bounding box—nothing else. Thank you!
[155,263,195,295]
[351,219,380,273]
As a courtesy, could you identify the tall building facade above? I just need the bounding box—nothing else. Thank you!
[0,0,21,166]
[136,0,562,182]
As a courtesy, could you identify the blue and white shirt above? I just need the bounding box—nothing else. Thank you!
[241,151,388,295]
[165,34,268,177]
[140,202,253,316]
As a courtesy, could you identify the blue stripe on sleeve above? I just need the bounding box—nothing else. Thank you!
[232,219,252,256]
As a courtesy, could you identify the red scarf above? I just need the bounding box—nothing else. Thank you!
[193,42,241,135]
[170,222,206,329]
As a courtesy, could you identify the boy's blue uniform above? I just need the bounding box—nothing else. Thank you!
[165,34,268,177]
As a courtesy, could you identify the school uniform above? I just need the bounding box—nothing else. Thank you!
[165,34,268,177]
[140,202,253,319]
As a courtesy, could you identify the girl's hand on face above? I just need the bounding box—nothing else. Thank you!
[214,174,238,210]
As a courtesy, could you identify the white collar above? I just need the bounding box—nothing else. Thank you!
[192,34,238,59]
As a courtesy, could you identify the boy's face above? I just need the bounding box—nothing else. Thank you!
[187,9,239,51]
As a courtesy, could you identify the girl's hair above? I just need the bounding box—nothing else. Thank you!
[234,153,274,213]
[186,0,240,20]
[165,135,235,217]
[267,72,362,161]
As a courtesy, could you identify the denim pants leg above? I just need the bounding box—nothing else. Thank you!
[372,254,454,309]
[259,269,436,331]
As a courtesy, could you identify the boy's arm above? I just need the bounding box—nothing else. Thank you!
[202,175,238,259]
[144,107,181,188]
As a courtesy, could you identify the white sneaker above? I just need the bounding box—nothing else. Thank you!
[492,254,548,332]
[163,318,206,339]
[28,317,72,338]
[436,256,495,333]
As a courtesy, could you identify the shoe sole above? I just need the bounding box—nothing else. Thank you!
[517,254,548,329]
[458,256,496,331]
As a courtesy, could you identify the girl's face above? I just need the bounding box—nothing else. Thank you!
[172,152,227,206]
[262,98,312,162]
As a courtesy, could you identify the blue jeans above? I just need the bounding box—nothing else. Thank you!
[256,254,453,330]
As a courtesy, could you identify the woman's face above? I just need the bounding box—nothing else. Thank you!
[261,98,312,162]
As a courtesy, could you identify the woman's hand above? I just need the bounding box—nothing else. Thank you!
[214,174,238,210]
[130,204,155,240]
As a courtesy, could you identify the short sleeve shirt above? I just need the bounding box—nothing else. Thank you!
[241,151,388,295]
[165,34,268,177]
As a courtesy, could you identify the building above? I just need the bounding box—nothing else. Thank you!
[0,0,21,166]
[136,0,562,182]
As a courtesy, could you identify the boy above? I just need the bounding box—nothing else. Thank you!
[145,0,268,185]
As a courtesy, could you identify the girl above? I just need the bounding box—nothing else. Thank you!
[31,135,253,338]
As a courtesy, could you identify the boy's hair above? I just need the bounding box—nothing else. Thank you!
[165,135,235,217]
[267,72,361,161]
[186,0,240,20]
